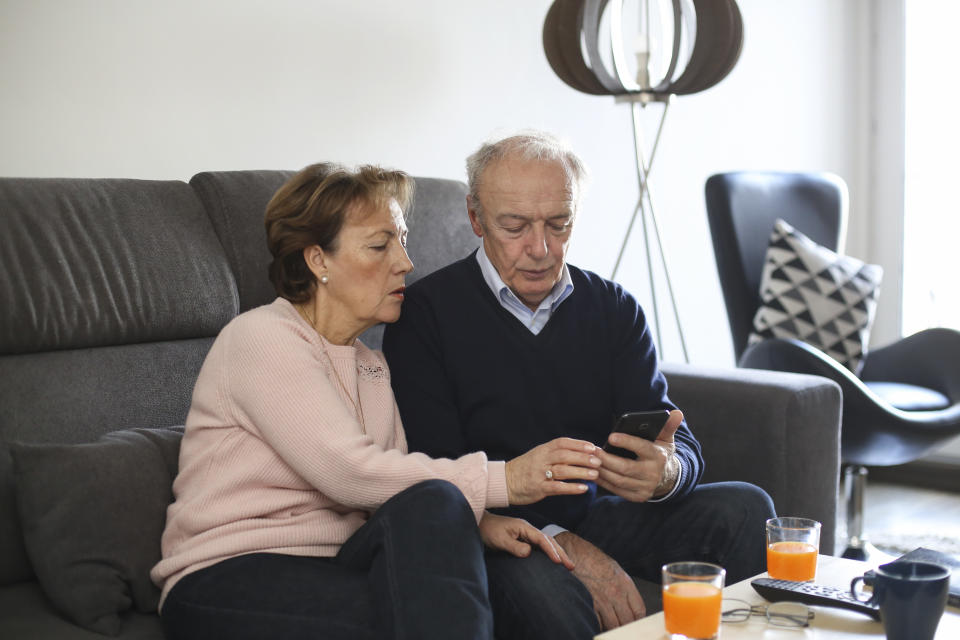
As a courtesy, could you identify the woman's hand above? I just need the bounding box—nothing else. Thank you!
[479,512,574,569]
[504,437,602,505]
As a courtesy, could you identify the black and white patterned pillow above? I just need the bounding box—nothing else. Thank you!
[749,219,883,374]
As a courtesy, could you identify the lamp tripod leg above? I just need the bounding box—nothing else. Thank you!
[641,179,689,363]
[611,201,642,281]
[631,103,662,357]
[613,99,687,362]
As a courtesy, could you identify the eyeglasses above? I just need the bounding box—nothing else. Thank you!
[721,599,814,628]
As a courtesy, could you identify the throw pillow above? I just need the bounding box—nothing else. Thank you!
[749,218,883,374]
[10,426,183,636]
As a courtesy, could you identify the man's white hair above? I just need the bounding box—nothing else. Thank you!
[465,130,590,216]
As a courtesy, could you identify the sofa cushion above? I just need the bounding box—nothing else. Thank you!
[10,427,182,636]
[190,170,294,313]
[864,381,951,412]
[0,339,210,587]
[748,218,883,374]
[0,581,166,640]
[0,178,238,355]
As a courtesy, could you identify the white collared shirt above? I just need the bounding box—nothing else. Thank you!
[475,244,573,334]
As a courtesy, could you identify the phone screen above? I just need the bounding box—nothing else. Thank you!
[602,410,670,459]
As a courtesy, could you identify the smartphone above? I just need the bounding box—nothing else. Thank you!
[602,410,670,459]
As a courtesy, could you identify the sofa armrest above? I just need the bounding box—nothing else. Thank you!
[661,362,842,555]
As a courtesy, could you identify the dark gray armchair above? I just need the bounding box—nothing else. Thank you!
[705,170,960,559]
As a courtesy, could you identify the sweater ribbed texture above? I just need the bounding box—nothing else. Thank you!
[151,298,508,605]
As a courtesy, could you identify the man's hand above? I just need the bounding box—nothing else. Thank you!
[479,512,574,569]
[597,409,683,502]
[554,531,644,630]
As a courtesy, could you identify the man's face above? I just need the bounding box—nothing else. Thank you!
[468,155,575,311]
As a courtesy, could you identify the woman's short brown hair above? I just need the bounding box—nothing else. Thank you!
[265,162,414,302]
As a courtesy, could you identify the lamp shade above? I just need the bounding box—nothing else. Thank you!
[543,0,744,98]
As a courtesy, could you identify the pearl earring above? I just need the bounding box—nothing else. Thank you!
[320,275,329,284]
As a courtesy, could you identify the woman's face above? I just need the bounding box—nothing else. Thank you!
[314,197,413,339]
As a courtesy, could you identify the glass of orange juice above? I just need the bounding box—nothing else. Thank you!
[662,562,725,639]
[766,517,821,581]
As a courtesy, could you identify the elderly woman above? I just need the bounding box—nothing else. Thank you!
[151,163,603,640]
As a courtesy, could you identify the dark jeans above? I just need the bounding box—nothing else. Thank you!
[160,479,494,640]
[486,481,776,640]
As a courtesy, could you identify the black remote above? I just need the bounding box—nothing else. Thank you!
[751,577,881,620]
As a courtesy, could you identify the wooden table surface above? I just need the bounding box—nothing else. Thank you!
[596,555,960,639]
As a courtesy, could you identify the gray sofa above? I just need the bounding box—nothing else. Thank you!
[0,170,842,639]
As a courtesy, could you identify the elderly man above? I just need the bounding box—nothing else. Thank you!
[382,131,774,638]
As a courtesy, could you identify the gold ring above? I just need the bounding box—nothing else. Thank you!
[545,469,554,480]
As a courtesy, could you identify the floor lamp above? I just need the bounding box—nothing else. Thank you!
[543,0,744,362]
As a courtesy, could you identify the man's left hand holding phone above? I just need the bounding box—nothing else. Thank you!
[597,408,684,502]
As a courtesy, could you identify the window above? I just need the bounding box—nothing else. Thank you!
[902,1,960,334]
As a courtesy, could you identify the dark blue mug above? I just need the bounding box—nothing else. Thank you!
[851,561,950,640]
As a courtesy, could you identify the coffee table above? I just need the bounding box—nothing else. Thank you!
[596,555,960,639]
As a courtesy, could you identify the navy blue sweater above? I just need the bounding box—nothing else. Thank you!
[382,253,704,529]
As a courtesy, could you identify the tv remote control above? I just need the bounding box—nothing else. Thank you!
[751,577,881,620]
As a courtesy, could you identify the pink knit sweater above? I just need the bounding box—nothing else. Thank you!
[151,298,509,605]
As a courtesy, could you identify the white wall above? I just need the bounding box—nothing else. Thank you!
[0,0,870,368]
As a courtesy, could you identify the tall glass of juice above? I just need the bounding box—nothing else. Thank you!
[662,562,725,639]
[766,517,821,581]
